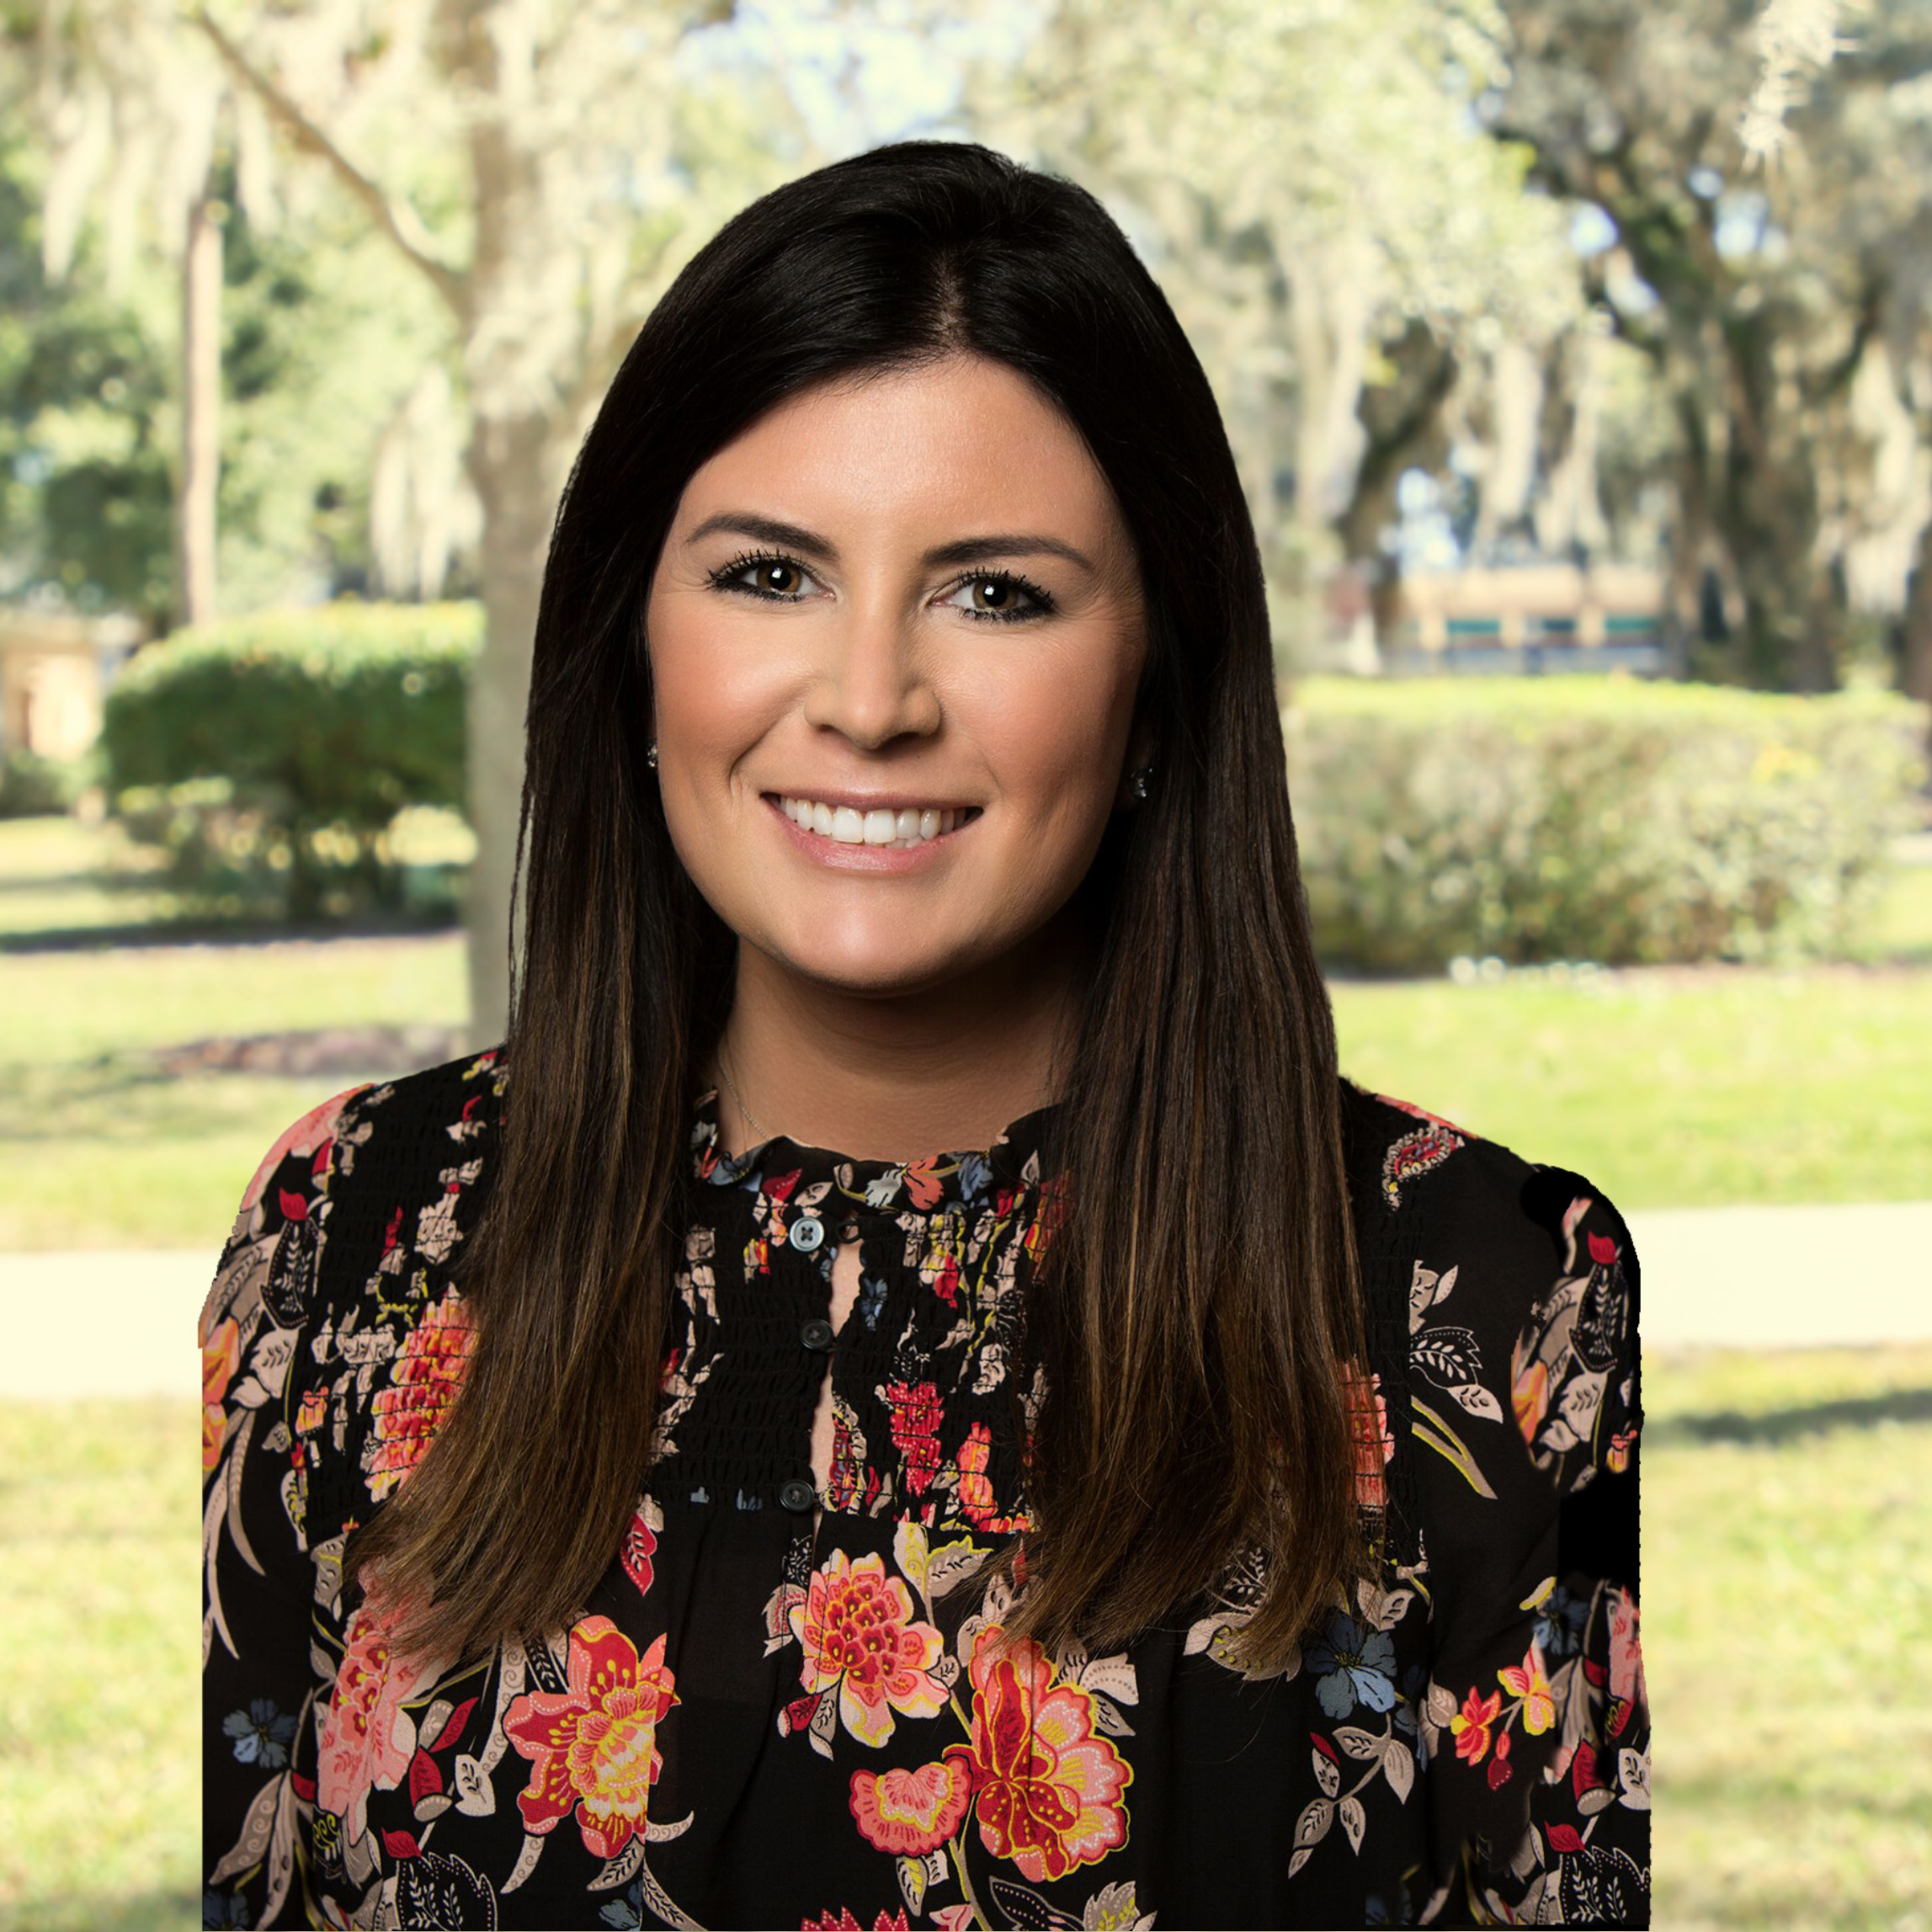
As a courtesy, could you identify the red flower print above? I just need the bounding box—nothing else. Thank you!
[365,1291,475,1500]
[884,1381,945,1496]
[1487,1724,1514,1790]
[503,1618,679,1860]
[1571,1739,1601,1802]
[789,1552,949,1747]
[1339,1360,1394,1509]
[1024,1172,1072,1261]
[956,1422,1030,1535]
[621,1510,658,1596]
[1588,1232,1619,1266]
[1449,1686,1501,1765]
[1609,1585,1644,1706]
[801,1913,909,1930]
[316,1594,443,1849]
[943,1626,1132,1884]
[849,1759,972,1855]
[902,1158,945,1211]
[238,1088,359,1212]
[202,1317,241,1472]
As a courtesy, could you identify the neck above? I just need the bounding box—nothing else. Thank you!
[711,907,1090,1162]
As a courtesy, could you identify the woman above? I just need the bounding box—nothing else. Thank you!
[202,141,1647,1929]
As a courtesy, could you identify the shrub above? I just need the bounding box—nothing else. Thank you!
[1283,677,1930,971]
[0,746,87,818]
[101,601,480,918]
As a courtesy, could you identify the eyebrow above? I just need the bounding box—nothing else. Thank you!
[684,511,1095,574]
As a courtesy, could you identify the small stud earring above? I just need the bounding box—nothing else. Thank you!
[646,742,659,769]
[1131,764,1153,800]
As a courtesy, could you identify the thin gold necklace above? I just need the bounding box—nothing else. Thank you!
[716,1040,767,1142]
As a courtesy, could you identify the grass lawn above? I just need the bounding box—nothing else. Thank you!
[1328,964,1932,1210]
[3,1345,1927,1930]
[1642,1344,1932,1931]
[3,813,1931,1250]
[0,934,466,1248]
[0,814,178,937]
[0,1400,200,1932]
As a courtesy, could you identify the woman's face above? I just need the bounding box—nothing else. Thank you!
[644,353,1150,998]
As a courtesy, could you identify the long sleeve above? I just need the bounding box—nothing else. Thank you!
[202,1090,362,1931]
[1414,1165,1649,1927]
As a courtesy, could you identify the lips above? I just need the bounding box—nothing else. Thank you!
[769,795,982,851]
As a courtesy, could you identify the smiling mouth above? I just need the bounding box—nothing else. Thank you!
[765,795,982,851]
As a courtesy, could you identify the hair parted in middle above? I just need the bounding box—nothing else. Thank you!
[344,137,1387,1676]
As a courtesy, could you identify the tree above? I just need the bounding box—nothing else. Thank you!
[960,0,1583,666]
[1485,0,1932,691]
[0,52,436,627]
[179,0,812,1039]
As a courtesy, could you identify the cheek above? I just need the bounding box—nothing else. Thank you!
[971,653,1136,814]
[647,599,788,754]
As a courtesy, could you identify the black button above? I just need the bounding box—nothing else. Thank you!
[801,1317,834,1351]
[778,1478,817,1514]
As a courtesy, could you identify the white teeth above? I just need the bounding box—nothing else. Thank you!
[777,796,976,849]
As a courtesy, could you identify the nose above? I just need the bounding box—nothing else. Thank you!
[800,604,942,749]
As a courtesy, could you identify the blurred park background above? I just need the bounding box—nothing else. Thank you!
[1,0,1930,1927]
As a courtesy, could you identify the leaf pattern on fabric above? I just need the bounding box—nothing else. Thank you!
[202,1064,1647,1928]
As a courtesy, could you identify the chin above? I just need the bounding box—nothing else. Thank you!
[758,924,977,998]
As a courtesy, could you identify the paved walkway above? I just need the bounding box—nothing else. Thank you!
[4,1202,1931,1400]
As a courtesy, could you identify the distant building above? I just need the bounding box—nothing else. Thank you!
[0,608,144,760]
[1386,562,1668,676]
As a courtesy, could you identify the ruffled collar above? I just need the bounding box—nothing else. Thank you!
[688,1083,1059,1216]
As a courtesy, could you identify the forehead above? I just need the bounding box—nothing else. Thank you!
[679,355,1122,539]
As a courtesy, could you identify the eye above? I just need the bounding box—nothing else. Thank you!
[707,550,819,601]
[940,570,1055,624]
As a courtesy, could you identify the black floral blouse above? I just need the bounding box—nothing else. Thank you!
[202,1049,1648,1929]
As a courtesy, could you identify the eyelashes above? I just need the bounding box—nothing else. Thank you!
[704,547,1056,624]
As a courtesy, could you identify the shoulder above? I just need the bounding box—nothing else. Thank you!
[200,1045,508,1350]
[199,1046,508,1545]
[1339,1075,1637,1292]
[1339,1078,1642,1507]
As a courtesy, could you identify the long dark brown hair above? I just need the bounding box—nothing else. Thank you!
[347,139,1384,1674]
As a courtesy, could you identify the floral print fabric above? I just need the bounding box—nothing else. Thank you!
[202,1052,1647,1928]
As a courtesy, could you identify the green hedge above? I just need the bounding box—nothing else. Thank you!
[1284,677,1930,970]
[101,601,480,918]
[0,747,87,819]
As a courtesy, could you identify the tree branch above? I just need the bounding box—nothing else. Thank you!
[185,6,469,319]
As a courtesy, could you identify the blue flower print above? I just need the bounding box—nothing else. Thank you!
[204,1887,252,1928]
[1535,1583,1590,1660]
[1305,1611,1398,1720]
[1392,1661,1428,1736]
[857,1272,888,1330]
[221,1698,298,1769]
[599,1878,645,1928]
[956,1152,993,1202]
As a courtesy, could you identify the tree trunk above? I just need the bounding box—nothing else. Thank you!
[463,406,556,1047]
[178,190,222,625]
[1902,514,1932,707]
